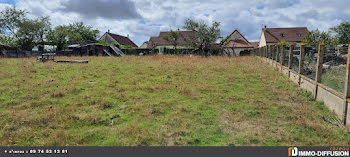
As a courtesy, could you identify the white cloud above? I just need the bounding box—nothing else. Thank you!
[1,0,349,45]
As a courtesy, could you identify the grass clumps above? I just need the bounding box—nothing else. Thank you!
[0,56,349,146]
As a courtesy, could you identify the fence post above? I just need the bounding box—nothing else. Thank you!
[276,45,280,63]
[314,44,324,100]
[298,44,305,87]
[267,45,271,59]
[288,45,294,69]
[281,45,286,66]
[343,44,350,125]
[271,45,275,61]
[314,44,325,100]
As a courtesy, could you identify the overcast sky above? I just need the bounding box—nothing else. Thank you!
[0,0,349,46]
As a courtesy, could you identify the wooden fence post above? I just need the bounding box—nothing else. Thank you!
[269,45,273,59]
[272,45,275,61]
[276,45,280,63]
[298,44,305,75]
[314,44,325,100]
[281,45,286,66]
[288,45,294,69]
[298,44,305,87]
[315,44,325,83]
[343,44,350,125]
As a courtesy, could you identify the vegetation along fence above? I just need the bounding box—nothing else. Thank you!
[1,50,84,58]
[253,44,350,126]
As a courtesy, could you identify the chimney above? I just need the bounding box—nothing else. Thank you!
[108,29,110,33]
[127,34,129,38]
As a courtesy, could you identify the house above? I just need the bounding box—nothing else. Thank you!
[259,26,309,47]
[147,31,195,50]
[222,30,255,56]
[139,41,148,48]
[99,31,138,48]
[250,42,259,49]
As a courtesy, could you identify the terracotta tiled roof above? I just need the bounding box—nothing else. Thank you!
[147,31,195,48]
[224,40,253,48]
[263,27,308,43]
[107,33,138,47]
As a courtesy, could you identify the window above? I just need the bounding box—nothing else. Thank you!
[280,33,285,37]
[296,33,301,37]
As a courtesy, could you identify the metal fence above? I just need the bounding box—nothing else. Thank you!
[1,50,81,58]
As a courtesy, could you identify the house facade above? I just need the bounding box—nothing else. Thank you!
[259,27,309,47]
[147,31,195,50]
[100,32,138,48]
[223,30,256,56]
[139,42,148,48]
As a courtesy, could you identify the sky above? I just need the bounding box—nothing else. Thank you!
[0,0,349,46]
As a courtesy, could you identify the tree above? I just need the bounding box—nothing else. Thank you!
[0,7,51,50]
[330,22,350,44]
[302,29,334,47]
[183,18,220,56]
[48,22,100,50]
[162,29,180,52]
[0,7,26,47]
[67,22,99,44]
[36,16,51,50]
[16,17,51,50]
[47,25,69,51]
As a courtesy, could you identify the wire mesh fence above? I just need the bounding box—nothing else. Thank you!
[303,46,317,80]
[282,45,289,66]
[291,46,300,72]
[321,45,347,93]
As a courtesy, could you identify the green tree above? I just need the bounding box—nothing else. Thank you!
[48,22,100,50]
[330,22,350,44]
[183,18,220,55]
[0,7,26,47]
[0,7,51,50]
[302,29,334,47]
[47,25,69,51]
[67,22,99,44]
[162,29,180,51]
[16,17,51,50]
[36,16,51,50]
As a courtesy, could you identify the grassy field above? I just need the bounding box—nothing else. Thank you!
[0,56,349,146]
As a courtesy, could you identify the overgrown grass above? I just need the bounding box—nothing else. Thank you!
[0,56,349,146]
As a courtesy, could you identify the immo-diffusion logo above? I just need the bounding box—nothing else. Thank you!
[288,147,350,157]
